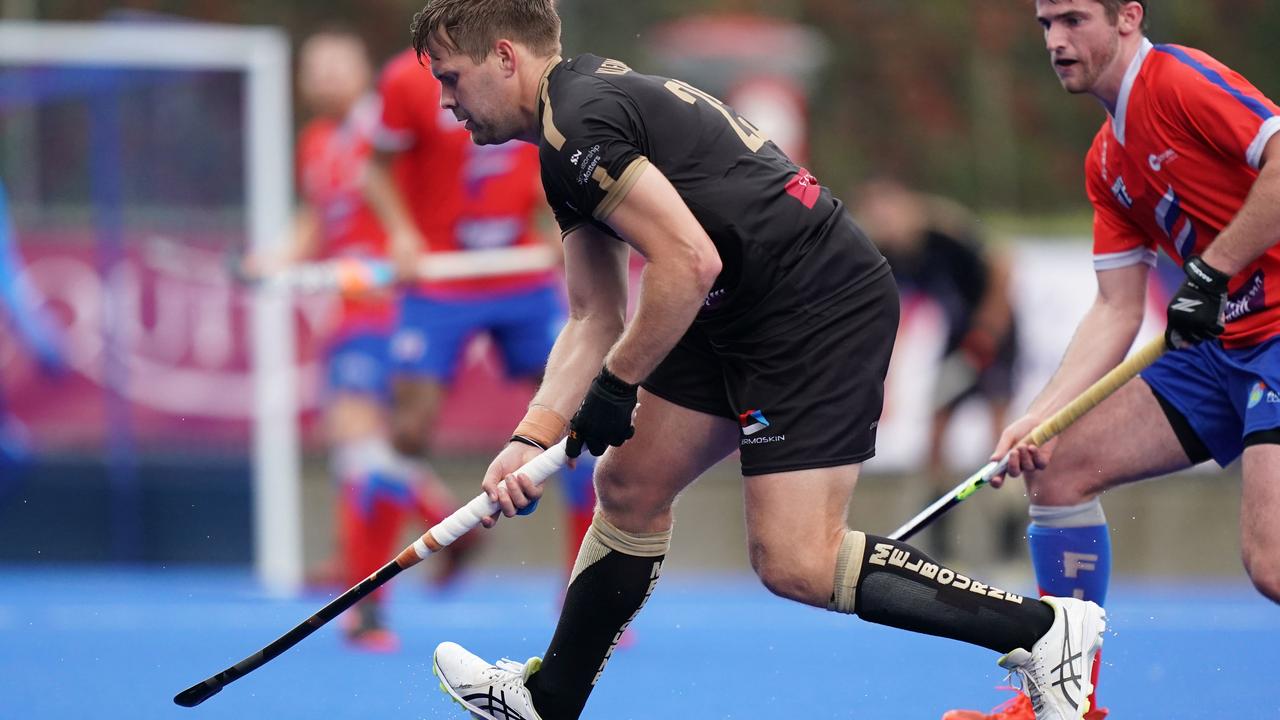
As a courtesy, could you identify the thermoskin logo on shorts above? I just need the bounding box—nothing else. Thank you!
[739,409,769,436]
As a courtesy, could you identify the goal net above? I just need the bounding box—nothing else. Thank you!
[0,20,303,593]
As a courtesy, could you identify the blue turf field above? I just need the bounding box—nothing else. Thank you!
[2,567,1277,719]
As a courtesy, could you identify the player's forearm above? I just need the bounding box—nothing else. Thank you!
[531,314,625,420]
[604,254,718,384]
[361,154,418,239]
[1200,157,1280,276]
[287,209,321,263]
[972,252,1014,338]
[1027,294,1144,417]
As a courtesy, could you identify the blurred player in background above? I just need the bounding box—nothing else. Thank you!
[247,28,471,652]
[363,42,597,575]
[413,3,1107,720]
[946,1,1280,718]
[854,179,1022,562]
[0,176,66,483]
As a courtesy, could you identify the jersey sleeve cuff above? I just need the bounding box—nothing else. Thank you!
[1247,116,1280,170]
[1093,247,1157,271]
[593,156,650,221]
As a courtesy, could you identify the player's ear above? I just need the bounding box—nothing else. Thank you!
[494,39,518,76]
[1117,1,1144,34]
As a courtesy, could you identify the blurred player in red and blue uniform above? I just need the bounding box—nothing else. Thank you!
[947,2,1280,718]
[249,29,471,651]
[365,48,597,573]
[0,176,66,482]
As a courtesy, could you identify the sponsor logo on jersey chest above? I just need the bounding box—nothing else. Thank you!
[1148,148,1178,171]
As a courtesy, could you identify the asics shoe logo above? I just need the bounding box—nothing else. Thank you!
[1050,613,1084,709]
[463,689,529,720]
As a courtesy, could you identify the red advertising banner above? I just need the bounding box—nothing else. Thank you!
[1,232,534,454]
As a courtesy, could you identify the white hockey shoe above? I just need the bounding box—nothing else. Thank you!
[433,641,544,720]
[997,596,1106,720]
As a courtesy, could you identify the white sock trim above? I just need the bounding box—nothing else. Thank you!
[1029,498,1106,528]
[828,530,865,615]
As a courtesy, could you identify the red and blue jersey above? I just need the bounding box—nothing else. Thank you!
[1087,38,1280,348]
[372,49,552,297]
[297,94,395,335]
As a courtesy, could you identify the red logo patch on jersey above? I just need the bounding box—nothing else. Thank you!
[785,169,821,209]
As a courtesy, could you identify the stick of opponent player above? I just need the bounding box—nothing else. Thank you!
[889,335,1166,542]
[173,438,569,708]
[235,246,557,295]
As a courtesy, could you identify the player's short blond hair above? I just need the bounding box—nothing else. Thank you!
[411,0,561,64]
[1039,0,1149,31]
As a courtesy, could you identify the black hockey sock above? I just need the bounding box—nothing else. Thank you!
[525,514,668,720]
[846,533,1054,654]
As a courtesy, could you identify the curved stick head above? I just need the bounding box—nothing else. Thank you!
[174,679,222,707]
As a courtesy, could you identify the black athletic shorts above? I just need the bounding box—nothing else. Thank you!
[642,265,899,476]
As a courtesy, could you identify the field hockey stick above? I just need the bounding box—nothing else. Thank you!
[174,438,569,708]
[237,246,558,295]
[888,335,1166,542]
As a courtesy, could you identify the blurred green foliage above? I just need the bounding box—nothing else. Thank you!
[17,0,1280,215]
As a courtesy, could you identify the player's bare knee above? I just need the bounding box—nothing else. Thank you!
[1023,462,1101,507]
[1242,550,1280,604]
[593,455,671,528]
[749,539,828,605]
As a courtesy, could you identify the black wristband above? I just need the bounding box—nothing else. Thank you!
[596,365,639,396]
[1184,255,1230,294]
[509,434,548,451]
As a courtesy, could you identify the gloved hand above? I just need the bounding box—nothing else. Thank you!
[1165,255,1229,350]
[566,366,638,458]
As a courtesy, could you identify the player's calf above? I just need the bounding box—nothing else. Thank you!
[829,531,1056,653]
[523,511,670,720]
[828,531,1105,719]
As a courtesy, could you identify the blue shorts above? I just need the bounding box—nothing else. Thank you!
[1141,336,1280,466]
[326,331,393,400]
[391,284,564,383]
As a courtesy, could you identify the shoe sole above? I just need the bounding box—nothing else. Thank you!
[1075,605,1108,720]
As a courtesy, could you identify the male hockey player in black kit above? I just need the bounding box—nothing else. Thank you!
[414,2,1105,719]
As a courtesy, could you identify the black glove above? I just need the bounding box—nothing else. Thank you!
[566,366,639,458]
[1165,255,1229,350]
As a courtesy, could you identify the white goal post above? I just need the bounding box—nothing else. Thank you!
[0,21,301,594]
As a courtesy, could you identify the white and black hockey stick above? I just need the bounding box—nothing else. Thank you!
[889,335,1166,542]
[173,439,569,708]
[238,245,557,294]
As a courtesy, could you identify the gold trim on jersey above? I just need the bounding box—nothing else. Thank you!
[593,156,650,221]
[538,55,566,150]
[596,58,631,76]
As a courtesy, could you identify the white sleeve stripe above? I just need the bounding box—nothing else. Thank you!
[1094,248,1157,270]
[1246,116,1280,170]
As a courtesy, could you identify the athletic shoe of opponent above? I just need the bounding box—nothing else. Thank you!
[342,601,400,653]
[942,689,1109,720]
[992,596,1106,720]
[434,641,543,720]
